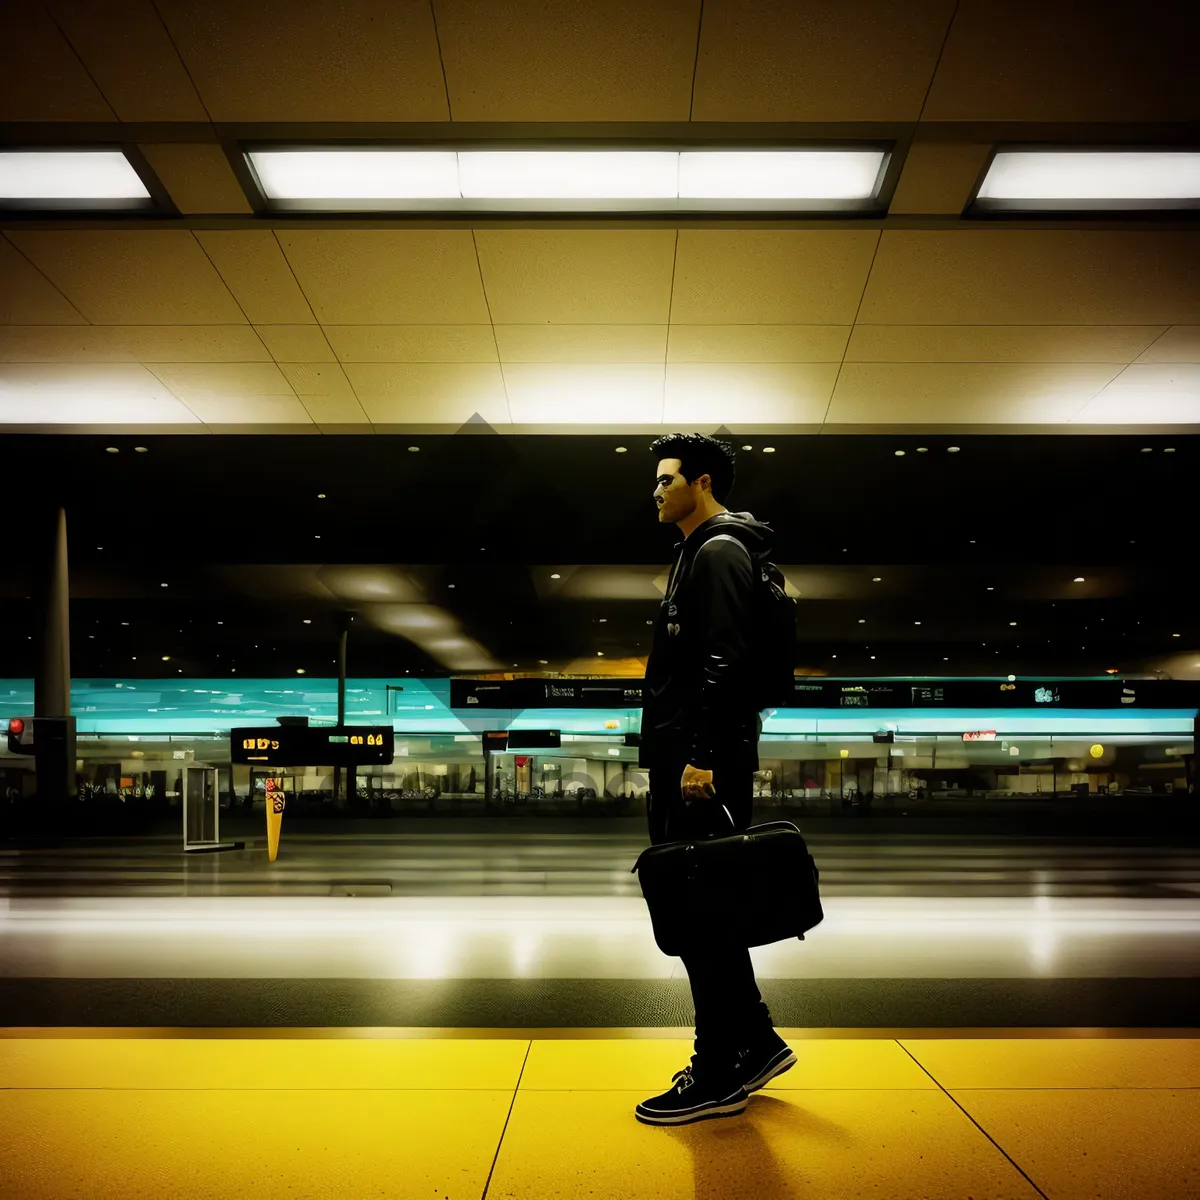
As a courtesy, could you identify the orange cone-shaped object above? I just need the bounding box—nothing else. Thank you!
[265,776,286,862]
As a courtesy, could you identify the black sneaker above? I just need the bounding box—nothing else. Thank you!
[635,1061,747,1126]
[736,1031,797,1093]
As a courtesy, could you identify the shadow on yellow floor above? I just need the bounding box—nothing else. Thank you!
[1,1032,1198,1199]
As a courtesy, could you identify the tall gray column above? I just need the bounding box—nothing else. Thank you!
[34,508,75,800]
[337,611,358,806]
[333,623,347,805]
[333,610,357,806]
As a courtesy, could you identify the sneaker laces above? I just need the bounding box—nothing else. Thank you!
[671,1057,737,1091]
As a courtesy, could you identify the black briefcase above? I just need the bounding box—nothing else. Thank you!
[631,806,824,957]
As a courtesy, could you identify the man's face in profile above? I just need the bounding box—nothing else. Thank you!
[653,457,698,525]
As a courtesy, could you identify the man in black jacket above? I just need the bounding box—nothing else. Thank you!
[634,432,796,1127]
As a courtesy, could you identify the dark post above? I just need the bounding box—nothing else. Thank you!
[334,610,356,806]
[1190,714,1198,795]
[34,508,76,801]
[333,624,346,806]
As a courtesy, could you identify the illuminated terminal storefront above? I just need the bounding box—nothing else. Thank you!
[1,676,1194,825]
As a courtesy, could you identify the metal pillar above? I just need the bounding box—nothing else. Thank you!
[34,508,75,800]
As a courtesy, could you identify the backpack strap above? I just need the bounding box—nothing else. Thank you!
[704,533,764,579]
[667,532,759,605]
[704,533,751,557]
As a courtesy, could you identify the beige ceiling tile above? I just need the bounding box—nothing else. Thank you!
[503,363,664,423]
[120,326,271,362]
[282,367,367,429]
[475,231,676,324]
[203,421,321,433]
[295,395,371,425]
[325,326,496,363]
[255,326,335,362]
[846,326,1167,364]
[277,362,356,399]
[154,0,448,121]
[0,363,199,424]
[1138,327,1200,363]
[7,231,244,325]
[180,394,315,425]
[148,362,295,404]
[924,0,1198,121]
[277,232,489,325]
[194,232,316,325]
[139,144,252,214]
[0,324,269,364]
[888,141,993,215]
[434,0,699,120]
[0,327,131,362]
[665,363,837,423]
[693,0,954,120]
[0,238,88,325]
[1073,365,1200,425]
[0,3,115,119]
[47,0,207,120]
[672,231,879,325]
[668,326,849,363]
[859,232,1200,326]
[827,362,1123,424]
[496,326,667,363]
[345,362,509,425]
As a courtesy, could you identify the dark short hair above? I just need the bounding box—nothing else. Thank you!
[649,432,736,503]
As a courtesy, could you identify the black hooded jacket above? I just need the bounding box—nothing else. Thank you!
[638,511,773,772]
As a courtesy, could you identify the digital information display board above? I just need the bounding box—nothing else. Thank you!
[451,678,643,709]
[451,677,1200,712]
[483,729,562,752]
[230,725,395,767]
[788,679,1200,709]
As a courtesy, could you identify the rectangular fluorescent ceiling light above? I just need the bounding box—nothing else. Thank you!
[975,150,1200,212]
[0,150,152,210]
[246,148,888,212]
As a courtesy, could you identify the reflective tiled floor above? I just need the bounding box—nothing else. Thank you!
[5,830,1199,898]
[3,832,1197,1027]
[2,1031,1198,1199]
[3,893,1199,980]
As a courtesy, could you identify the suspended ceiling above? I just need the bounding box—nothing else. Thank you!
[0,0,1197,435]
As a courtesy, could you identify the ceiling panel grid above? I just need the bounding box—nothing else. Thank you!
[0,1,1196,434]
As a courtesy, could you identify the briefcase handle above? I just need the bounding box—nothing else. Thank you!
[666,800,735,843]
[629,800,737,874]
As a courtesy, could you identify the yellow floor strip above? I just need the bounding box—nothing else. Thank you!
[4,1025,1198,1039]
[899,1036,1200,1089]
[1,1032,1198,1199]
[489,1089,1042,1200]
[518,1037,936,1090]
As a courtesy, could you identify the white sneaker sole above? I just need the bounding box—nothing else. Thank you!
[743,1049,797,1093]
[635,1094,748,1126]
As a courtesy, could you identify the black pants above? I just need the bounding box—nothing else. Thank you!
[647,763,775,1070]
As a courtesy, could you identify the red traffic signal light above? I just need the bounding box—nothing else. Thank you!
[7,715,33,754]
